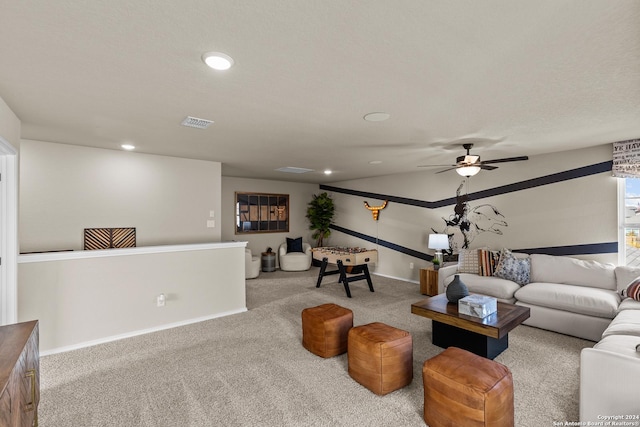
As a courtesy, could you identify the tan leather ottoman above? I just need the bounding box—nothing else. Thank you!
[422,347,514,427]
[348,322,413,395]
[302,303,353,358]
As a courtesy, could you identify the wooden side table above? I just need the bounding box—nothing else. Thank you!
[420,268,438,296]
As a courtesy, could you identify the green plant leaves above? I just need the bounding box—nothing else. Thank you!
[306,192,335,247]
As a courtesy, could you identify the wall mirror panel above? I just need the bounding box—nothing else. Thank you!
[235,192,289,234]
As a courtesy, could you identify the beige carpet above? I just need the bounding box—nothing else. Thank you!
[39,267,593,426]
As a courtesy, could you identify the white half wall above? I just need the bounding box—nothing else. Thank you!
[18,242,246,353]
[19,140,222,252]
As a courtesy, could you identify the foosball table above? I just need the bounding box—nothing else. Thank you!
[311,247,378,298]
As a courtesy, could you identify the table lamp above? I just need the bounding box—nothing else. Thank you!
[428,234,449,265]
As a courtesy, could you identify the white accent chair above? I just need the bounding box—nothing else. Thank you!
[245,248,260,279]
[279,242,312,271]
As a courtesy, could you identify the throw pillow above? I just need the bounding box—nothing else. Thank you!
[458,249,480,274]
[478,249,500,276]
[494,249,530,286]
[621,277,640,301]
[286,237,304,253]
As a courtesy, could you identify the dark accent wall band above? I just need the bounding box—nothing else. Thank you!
[516,242,618,256]
[330,225,434,261]
[320,161,613,208]
[331,224,617,258]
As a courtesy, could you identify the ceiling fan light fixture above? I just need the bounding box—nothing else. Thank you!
[456,165,481,177]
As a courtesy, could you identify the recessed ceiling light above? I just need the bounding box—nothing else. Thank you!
[202,52,234,70]
[363,112,390,122]
[324,170,332,175]
[369,160,382,165]
[121,144,135,151]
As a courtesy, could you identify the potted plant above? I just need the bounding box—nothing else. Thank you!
[306,192,335,248]
[432,258,441,271]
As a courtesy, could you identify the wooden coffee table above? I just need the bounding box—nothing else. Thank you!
[411,293,530,359]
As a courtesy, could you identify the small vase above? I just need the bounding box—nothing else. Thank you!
[446,274,469,303]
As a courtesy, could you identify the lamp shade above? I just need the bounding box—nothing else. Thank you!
[428,234,449,250]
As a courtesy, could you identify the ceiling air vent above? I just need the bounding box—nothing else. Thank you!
[276,167,315,174]
[181,116,214,129]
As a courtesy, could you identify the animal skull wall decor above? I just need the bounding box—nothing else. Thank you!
[364,200,388,221]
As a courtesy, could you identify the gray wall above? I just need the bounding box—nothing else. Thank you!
[324,144,617,281]
[0,96,20,149]
[17,138,619,284]
[221,176,319,265]
[19,140,222,252]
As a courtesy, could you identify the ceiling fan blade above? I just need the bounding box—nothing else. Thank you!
[435,167,458,174]
[480,164,498,171]
[481,156,529,165]
[417,164,455,168]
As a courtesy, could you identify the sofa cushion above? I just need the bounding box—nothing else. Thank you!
[514,282,620,319]
[593,334,640,358]
[621,277,640,301]
[602,310,640,338]
[494,249,530,286]
[529,254,616,290]
[619,297,640,312]
[444,273,520,301]
[614,265,640,293]
[458,249,480,274]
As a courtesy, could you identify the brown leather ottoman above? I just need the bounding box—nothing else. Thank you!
[422,347,514,427]
[348,322,413,395]
[302,303,353,358]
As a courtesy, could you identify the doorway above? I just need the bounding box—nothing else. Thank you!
[0,136,17,325]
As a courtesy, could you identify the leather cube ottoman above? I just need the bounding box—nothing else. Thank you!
[302,303,353,358]
[423,347,514,427]
[348,322,413,395]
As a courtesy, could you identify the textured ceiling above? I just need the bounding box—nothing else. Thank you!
[1,1,639,183]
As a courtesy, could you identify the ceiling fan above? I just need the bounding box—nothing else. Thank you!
[418,143,529,177]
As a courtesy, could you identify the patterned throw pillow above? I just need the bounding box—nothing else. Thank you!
[478,249,500,276]
[494,249,530,286]
[621,277,640,301]
[458,249,480,274]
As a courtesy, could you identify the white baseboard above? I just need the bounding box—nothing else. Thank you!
[41,307,248,356]
[372,272,419,285]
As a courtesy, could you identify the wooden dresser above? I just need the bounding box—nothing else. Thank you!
[0,320,39,427]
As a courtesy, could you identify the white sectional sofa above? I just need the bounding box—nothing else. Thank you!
[437,251,640,421]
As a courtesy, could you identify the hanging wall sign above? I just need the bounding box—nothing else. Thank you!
[363,200,388,221]
[613,139,640,178]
